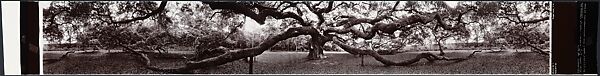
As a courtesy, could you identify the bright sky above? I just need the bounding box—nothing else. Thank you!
[445,1,459,8]
[40,1,50,44]
[39,1,50,9]
[241,16,264,34]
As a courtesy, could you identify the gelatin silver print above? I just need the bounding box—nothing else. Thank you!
[42,1,551,74]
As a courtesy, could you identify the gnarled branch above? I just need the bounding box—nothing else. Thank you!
[145,26,322,73]
[204,2,310,26]
[332,38,478,66]
[325,13,463,39]
[112,1,168,24]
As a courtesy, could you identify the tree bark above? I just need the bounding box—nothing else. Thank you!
[306,43,324,60]
[306,33,333,60]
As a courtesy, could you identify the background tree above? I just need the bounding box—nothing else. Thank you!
[479,1,551,55]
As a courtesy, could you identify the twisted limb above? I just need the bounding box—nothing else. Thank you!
[331,38,479,66]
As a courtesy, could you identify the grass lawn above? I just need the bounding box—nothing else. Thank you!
[43,50,549,74]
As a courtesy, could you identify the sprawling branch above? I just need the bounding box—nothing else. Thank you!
[526,44,549,55]
[112,43,154,67]
[112,1,168,24]
[45,10,69,25]
[519,17,550,23]
[500,12,550,24]
[145,26,321,73]
[396,8,428,15]
[392,1,400,11]
[302,1,335,26]
[204,2,309,26]
[139,25,479,73]
[516,34,549,55]
[332,38,478,66]
[325,13,463,39]
[43,51,75,64]
[277,1,293,10]
[110,1,519,73]
[452,9,478,25]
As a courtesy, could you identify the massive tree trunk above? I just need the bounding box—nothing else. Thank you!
[306,33,334,60]
[306,41,324,60]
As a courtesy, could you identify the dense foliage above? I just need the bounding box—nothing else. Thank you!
[44,1,550,54]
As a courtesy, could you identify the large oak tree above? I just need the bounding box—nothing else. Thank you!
[43,1,551,73]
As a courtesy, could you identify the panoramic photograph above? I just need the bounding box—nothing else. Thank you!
[41,1,551,74]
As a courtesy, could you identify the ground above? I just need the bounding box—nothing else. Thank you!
[43,50,549,74]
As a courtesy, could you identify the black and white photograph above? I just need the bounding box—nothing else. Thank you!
[41,1,551,74]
